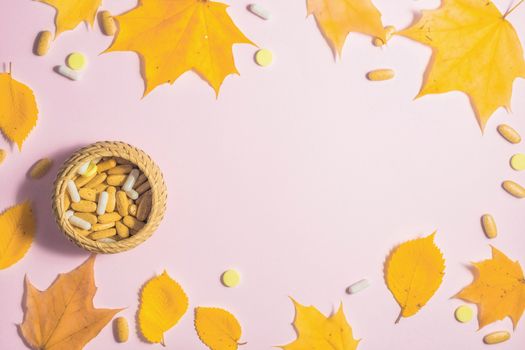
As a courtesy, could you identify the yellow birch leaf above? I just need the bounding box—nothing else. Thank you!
[0,72,38,150]
[105,0,255,96]
[20,256,122,350]
[456,246,525,329]
[0,202,35,270]
[307,0,386,57]
[138,270,189,345]
[281,299,360,350]
[36,0,102,37]
[385,232,445,322]
[195,307,243,350]
[398,0,525,131]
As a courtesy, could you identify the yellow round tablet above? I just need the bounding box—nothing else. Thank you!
[510,153,525,171]
[255,48,273,67]
[66,52,87,71]
[221,269,240,287]
[454,305,473,323]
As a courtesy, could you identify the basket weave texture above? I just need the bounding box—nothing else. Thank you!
[52,141,167,254]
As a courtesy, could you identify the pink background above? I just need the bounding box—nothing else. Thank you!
[1,0,525,348]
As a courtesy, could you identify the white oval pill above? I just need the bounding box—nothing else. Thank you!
[67,179,81,203]
[122,169,139,192]
[69,215,92,230]
[346,279,370,294]
[97,191,109,215]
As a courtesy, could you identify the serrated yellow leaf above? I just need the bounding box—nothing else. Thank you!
[36,0,101,37]
[195,307,243,350]
[0,73,38,150]
[138,271,188,345]
[456,246,525,329]
[307,0,386,57]
[105,0,255,96]
[0,202,35,270]
[398,0,525,131]
[281,299,360,350]
[385,232,445,322]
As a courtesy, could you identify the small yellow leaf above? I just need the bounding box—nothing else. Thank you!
[195,307,243,350]
[456,246,525,329]
[307,0,386,57]
[281,299,360,350]
[385,232,445,322]
[0,73,38,150]
[0,202,35,270]
[138,271,189,345]
[36,0,102,37]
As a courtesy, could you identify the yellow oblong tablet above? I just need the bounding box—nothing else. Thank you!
[255,49,273,67]
[454,305,473,323]
[483,331,510,345]
[66,52,87,71]
[367,69,395,81]
[100,10,117,36]
[481,214,497,239]
[35,31,52,56]
[497,124,521,144]
[502,180,525,198]
[221,269,240,287]
[510,153,525,171]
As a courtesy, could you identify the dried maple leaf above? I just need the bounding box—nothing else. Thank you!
[0,202,35,270]
[307,0,386,57]
[456,246,525,329]
[105,0,255,96]
[398,0,525,131]
[20,255,121,350]
[138,270,188,345]
[385,232,445,322]
[281,299,360,350]
[195,307,244,350]
[36,0,101,37]
[0,71,38,150]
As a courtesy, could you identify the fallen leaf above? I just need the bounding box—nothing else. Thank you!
[398,0,525,130]
[20,255,121,350]
[456,246,525,329]
[36,0,101,37]
[105,0,255,96]
[0,71,38,150]
[195,307,243,350]
[281,299,360,350]
[138,270,188,345]
[0,202,35,270]
[307,0,386,57]
[385,232,445,322]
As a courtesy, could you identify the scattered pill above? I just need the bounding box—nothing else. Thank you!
[97,191,109,215]
[221,269,241,287]
[367,69,395,81]
[115,317,129,342]
[510,153,525,170]
[483,331,510,345]
[255,48,273,67]
[126,189,139,200]
[100,11,117,36]
[454,305,473,323]
[502,180,525,198]
[56,65,81,81]
[481,214,497,239]
[248,3,270,20]
[497,124,521,144]
[372,25,396,47]
[0,149,6,165]
[77,161,90,175]
[69,214,92,230]
[372,37,384,47]
[29,158,53,179]
[122,169,139,192]
[346,279,370,294]
[66,52,87,71]
[35,30,52,56]
[67,179,81,203]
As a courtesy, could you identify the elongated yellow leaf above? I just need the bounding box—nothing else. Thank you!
[0,202,35,269]
[0,73,38,150]
[36,0,102,37]
[138,271,188,345]
[195,307,243,350]
[385,232,445,322]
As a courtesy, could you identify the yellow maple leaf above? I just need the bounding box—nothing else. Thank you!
[20,255,122,350]
[385,232,445,322]
[36,0,101,37]
[138,270,188,345]
[281,299,360,350]
[398,0,525,131]
[0,202,35,270]
[105,0,255,96]
[195,307,244,350]
[456,246,525,329]
[0,72,38,150]
[307,0,386,57]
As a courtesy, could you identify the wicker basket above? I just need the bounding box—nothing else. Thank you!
[52,141,167,254]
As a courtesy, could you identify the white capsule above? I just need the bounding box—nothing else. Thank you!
[56,65,81,81]
[346,279,370,295]
[126,189,139,200]
[69,215,92,230]
[65,210,74,219]
[98,238,116,243]
[66,179,81,203]
[122,169,139,192]
[97,191,109,215]
[248,3,270,20]
[77,161,90,175]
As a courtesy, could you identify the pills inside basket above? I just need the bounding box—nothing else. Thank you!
[63,157,152,241]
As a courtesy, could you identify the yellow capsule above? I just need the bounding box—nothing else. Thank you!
[93,183,108,194]
[372,25,396,47]
[483,331,510,345]
[90,228,117,240]
[372,37,385,47]
[115,221,130,238]
[63,192,71,211]
[0,149,6,165]
[71,200,97,213]
[122,215,145,231]
[75,212,97,225]
[108,165,133,175]
[366,69,395,81]
[84,173,107,189]
[497,124,521,144]
[107,174,127,186]
[35,30,52,56]
[92,222,115,231]
[106,186,116,212]
[98,212,122,224]
[100,11,117,36]
[114,317,129,342]
[79,188,97,201]
[97,159,117,173]
[29,158,53,179]
[502,180,525,198]
[116,191,129,216]
[75,172,96,188]
[481,214,497,239]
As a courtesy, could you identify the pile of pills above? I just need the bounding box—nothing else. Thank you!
[63,157,152,242]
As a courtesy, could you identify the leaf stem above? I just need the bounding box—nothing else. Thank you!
[504,0,524,18]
